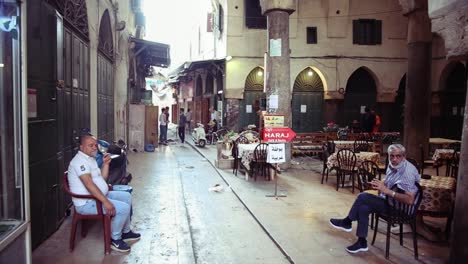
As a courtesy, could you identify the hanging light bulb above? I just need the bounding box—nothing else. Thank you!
[307,70,313,76]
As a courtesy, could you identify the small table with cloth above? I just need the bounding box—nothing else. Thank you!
[333,140,375,153]
[417,175,456,241]
[327,151,380,169]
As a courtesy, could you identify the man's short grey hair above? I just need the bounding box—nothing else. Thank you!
[387,144,406,155]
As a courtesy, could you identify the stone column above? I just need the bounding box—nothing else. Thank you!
[401,0,432,159]
[428,1,468,262]
[260,0,296,168]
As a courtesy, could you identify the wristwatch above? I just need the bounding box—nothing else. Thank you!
[391,191,396,198]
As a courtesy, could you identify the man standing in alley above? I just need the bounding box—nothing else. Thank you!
[329,144,419,254]
[68,133,140,252]
[178,108,187,143]
[209,106,221,129]
[159,108,167,145]
[185,108,192,132]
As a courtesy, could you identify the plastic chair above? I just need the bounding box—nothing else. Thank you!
[371,183,423,260]
[63,172,112,255]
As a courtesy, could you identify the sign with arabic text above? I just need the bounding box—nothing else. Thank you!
[264,114,284,128]
[267,144,285,163]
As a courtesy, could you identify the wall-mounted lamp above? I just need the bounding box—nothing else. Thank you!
[257,70,263,77]
[307,70,313,76]
[0,63,4,68]
[225,55,232,61]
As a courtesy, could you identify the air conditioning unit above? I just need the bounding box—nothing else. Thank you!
[132,0,141,12]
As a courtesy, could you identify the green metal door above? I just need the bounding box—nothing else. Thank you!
[292,92,323,132]
[239,91,264,131]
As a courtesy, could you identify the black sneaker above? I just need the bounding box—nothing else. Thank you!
[110,239,131,252]
[329,218,352,232]
[122,230,141,243]
[346,240,368,254]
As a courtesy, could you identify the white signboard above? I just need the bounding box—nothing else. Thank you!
[72,78,79,88]
[360,105,366,114]
[270,39,282,57]
[269,95,279,109]
[246,105,252,113]
[267,143,286,163]
[301,105,307,113]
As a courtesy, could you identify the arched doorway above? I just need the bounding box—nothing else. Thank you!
[97,10,114,142]
[438,62,467,139]
[239,67,265,130]
[292,67,324,132]
[343,67,377,128]
[390,74,406,134]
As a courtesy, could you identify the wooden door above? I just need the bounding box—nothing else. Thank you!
[292,92,323,132]
[239,91,264,131]
[145,106,159,145]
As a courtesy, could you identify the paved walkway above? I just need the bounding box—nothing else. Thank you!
[32,128,450,263]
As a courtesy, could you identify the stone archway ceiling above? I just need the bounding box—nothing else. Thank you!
[245,67,264,91]
[293,68,324,92]
[98,10,114,61]
[47,0,89,40]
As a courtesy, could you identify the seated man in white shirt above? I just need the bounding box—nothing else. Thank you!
[68,133,140,252]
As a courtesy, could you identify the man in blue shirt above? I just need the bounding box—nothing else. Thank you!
[329,144,420,253]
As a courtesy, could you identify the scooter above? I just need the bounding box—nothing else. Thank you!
[96,139,132,185]
[192,123,207,148]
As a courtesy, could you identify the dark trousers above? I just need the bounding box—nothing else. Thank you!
[348,192,387,238]
[178,126,185,143]
[159,125,167,142]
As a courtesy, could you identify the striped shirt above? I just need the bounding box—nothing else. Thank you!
[383,159,420,196]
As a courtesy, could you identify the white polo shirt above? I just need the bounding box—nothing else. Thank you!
[68,151,109,206]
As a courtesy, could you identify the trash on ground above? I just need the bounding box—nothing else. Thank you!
[209,184,224,192]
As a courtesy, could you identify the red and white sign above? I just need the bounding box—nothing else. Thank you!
[263,127,296,143]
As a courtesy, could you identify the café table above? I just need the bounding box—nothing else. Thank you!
[332,140,375,152]
[417,175,456,241]
[429,138,461,152]
[327,151,380,169]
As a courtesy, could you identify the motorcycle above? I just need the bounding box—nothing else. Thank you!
[96,139,133,185]
[192,123,207,147]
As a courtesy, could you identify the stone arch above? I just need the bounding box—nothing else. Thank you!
[205,73,214,95]
[434,61,467,139]
[196,75,203,96]
[239,66,265,130]
[98,9,114,61]
[292,67,325,132]
[97,9,115,141]
[244,66,264,91]
[342,67,378,127]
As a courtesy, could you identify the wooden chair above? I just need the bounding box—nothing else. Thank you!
[357,160,381,229]
[63,172,112,255]
[321,143,338,184]
[353,140,370,153]
[252,143,269,181]
[420,144,437,175]
[372,183,423,260]
[448,151,460,178]
[406,157,420,173]
[232,135,250,176]
[336,149,357,193]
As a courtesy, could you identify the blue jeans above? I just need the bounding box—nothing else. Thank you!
[348,192,387,238]
[75,191,132,240]
[159,125,167,142]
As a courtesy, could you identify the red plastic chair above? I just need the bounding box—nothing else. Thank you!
[63,171,112,254]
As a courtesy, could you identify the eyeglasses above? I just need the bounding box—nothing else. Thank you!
[389,154,403,158]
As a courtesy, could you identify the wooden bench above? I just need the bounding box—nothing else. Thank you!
[291,133,328,156]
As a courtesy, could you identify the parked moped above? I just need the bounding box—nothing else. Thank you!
[192,123,207,147]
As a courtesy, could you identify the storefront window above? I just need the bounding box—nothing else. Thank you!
[0,1,23,240]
